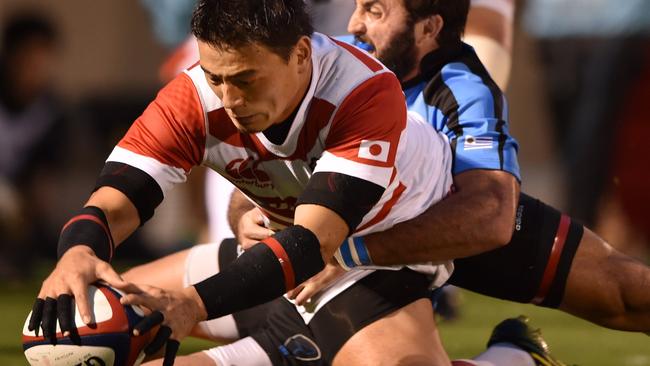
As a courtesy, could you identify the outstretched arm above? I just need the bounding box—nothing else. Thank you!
[362,169,519,265]
[29,186,142,340]
[30,71,206,343]
[120,174,374,362]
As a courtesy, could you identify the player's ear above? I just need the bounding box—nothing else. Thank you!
[421,14,444,43]
[415,14,443,50]
[293,36,312,73]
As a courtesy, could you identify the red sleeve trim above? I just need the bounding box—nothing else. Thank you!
[331,38,383,73]
[356,181,406,232]
[61,214,114,260]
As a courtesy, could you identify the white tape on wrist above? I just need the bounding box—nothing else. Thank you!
[334,236,373,270]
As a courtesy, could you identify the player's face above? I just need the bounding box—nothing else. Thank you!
[198,39,312,133]
[348,0,419,81]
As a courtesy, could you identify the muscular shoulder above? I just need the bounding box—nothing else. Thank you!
[117,71,207,173]
[424,52,506,121]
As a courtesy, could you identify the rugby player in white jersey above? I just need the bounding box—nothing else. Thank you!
[28,0,459,365]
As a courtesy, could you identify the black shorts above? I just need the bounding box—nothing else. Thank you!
[218,239,432,365]
[448,193,584,308]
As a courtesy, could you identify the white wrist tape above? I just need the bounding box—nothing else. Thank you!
[334,236,373,270]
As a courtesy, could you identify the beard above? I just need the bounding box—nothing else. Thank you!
[375,25,418,82]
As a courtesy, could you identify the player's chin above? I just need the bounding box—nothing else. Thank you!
[236,123,269,134]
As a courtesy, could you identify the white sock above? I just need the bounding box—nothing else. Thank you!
[472,342,535,366]
[203,336,273,366]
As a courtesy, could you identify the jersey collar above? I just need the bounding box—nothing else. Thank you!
[401,41,464,90]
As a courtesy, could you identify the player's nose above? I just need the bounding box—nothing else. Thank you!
[347,9,366,35]
[220,83,245,109]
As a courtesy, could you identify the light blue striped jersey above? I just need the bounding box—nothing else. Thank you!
[338,36,520,180]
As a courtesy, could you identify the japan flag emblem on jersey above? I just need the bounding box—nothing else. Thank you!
[358,140,390,163]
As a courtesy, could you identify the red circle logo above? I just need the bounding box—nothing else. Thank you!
[369,144,382,156]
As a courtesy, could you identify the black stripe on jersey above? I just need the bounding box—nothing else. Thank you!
[459,50,507,170]
[297,172,384,234]
[94,162,163,225]
[423,74,462,173]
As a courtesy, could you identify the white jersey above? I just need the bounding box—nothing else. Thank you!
[107,33,453,318]
[108,33,452,235]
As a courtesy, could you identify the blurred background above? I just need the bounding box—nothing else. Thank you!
[1,0,649,364]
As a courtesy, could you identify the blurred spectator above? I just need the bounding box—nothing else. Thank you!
[138,0,212,255]
[307,0,356,37]
[523,0,650,251]
[465,0,514,90]
[0,12,66,280]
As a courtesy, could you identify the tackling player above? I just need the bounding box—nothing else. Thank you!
[250,0,650,334]
[335,0,650,333]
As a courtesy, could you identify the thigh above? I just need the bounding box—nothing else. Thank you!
[309,269,435,365]
[250,269,436,365]
[142,351,215,366]
[560,228,650,331]
[122,238,242,290]
[123,240,271,342]
[122,248,191,290]
[333,298,450,366]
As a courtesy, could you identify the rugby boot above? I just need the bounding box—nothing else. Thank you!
[488,315,567,366]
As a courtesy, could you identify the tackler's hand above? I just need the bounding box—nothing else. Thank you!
[28,246,128,343]
[287,260,346,306]
[237,207,274,250]
[121,284,207,366]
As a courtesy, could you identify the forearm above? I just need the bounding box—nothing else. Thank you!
[227,189,255,237]
[84,186,140,249]
[194,225,325,319]
[197,173,375,319]
[196,198,351,320]
[364,170,519,265]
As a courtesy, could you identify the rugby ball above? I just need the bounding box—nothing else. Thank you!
[22,283,155,366]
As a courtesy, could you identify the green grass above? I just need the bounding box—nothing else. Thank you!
[439,291,650,366]
[5,274,650,365]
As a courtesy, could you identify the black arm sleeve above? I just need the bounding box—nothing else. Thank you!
[296,172,384,233]
[94,162,163,225]
[194,225,325,320]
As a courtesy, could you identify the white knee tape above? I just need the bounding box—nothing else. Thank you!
[203,336,273,366]
[184,243,240,341]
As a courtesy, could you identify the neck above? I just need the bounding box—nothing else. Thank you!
[399,41,439,84]
[401,68,419,83]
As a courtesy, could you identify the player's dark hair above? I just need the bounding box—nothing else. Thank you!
[404,0,470,49]
[191,0,314,61]
[1,12,58,54]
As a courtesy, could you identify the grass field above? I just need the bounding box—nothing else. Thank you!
[4,267,650,365]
